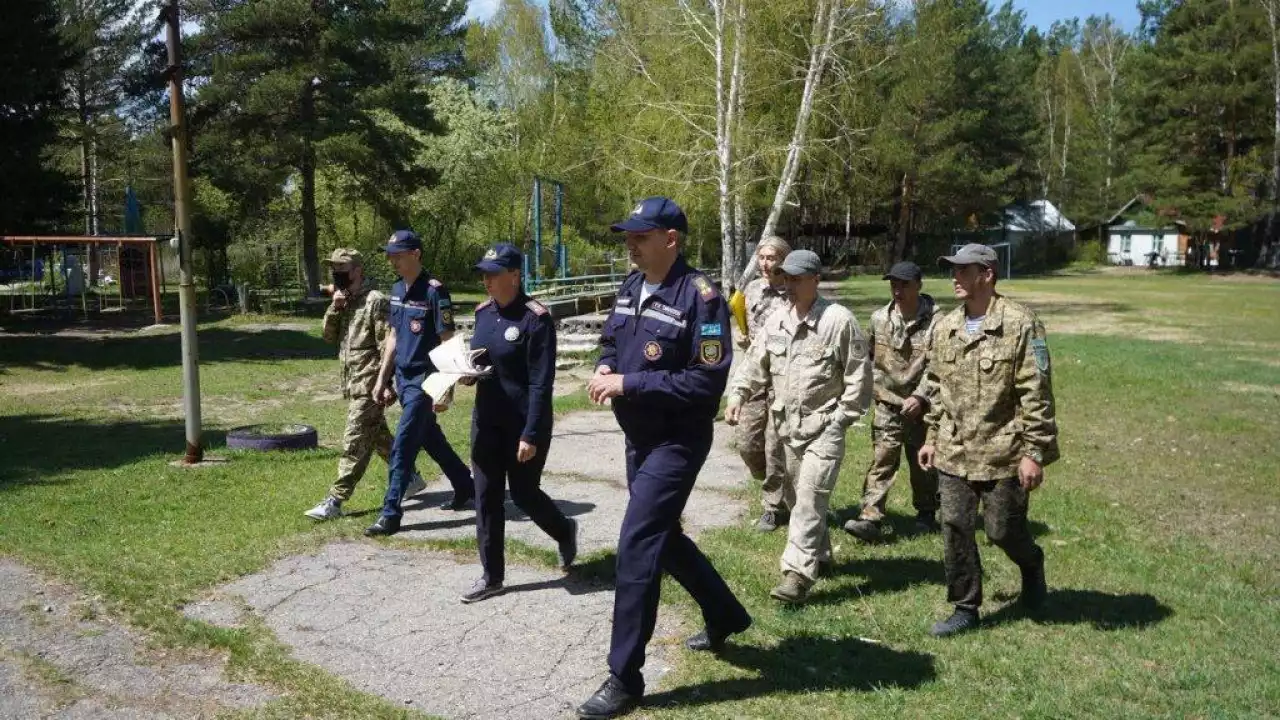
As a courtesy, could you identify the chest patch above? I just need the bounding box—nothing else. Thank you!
[504,326,520,342]
[644,341,663,361]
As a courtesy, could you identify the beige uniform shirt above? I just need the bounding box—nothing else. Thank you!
[731,297,873,446]
[869,295,935,406]
[914,294,1059,480]
[322,285,390,399]
[740,277,790,349]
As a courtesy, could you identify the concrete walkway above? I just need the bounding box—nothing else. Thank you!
[185,410,752,719]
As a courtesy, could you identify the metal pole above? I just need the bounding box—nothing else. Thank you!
[164,0,203,464]
[533,177,542,286]
[554,181,565,278]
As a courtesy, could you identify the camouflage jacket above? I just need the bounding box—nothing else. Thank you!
[322,284,390,399]
[869,294,935,406]
[740,277,790,349]
[731,297,872,447]
[914,294,1059,481]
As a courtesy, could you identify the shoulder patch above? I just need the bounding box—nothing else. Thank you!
[526,299,549,316]
[692,275,717,301]
[1030,338,1050,374]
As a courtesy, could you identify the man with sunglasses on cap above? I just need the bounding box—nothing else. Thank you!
[303,248,425,521]
[364,230,476,537]
[912,242,1058,637]
[577,197,751,720]
[726,249,872,605]
[735,235,794,532]
[843,260,939,542]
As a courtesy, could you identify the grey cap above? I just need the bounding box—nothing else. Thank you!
[778,249,822,276]
[882,261,922,282]
[939,243,998,268]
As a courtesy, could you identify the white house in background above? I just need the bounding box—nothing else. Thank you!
[1104,195,1189,266]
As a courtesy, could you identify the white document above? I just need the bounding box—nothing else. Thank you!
[429,334,492,376]
[424,335,491,406]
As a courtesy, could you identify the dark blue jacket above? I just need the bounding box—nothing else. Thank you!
[471,294,555,444]
[598,255,733,445]
[389,270,455,379]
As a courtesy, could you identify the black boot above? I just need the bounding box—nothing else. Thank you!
[686,613,752,652]
[363,515,400,537]
[577,676,640,719]
[929,607,980,637]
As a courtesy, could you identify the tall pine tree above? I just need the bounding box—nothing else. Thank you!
[0,0,78,234]
[187,0,467,293]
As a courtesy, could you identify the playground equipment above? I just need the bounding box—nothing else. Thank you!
[0,235,167,323]
[523,176,630,299]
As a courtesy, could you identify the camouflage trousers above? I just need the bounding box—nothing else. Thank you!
[858,401,938,522]
[329,395,394,502]
[778,419,846,583]
[938,471,1043,610]
[736,390,791,512]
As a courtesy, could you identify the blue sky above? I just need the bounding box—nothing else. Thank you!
[1012,0,1141,31]
[465,0,1142,30]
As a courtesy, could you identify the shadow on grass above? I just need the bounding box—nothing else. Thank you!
[0,327,332,371]
[828,509,1051,545]
[810,557,945,605]
[0,414,226,489]
[645,634,936,709]
[986,589,1173,631]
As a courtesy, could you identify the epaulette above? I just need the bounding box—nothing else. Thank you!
[476,299,493,311]
[526,299,549,316]
[428,278,443,288]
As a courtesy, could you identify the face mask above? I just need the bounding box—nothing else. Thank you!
[331,270,351,289]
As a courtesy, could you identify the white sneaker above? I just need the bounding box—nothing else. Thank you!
[304,497,342,520]
[404,472,427,501]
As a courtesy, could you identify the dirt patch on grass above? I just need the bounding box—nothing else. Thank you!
[0,560,277,718]
[0,376,122,397]
[1222,381,1280,396]
[1008,291,1201,343]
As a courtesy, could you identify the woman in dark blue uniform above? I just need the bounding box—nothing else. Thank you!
[460,243,578,603]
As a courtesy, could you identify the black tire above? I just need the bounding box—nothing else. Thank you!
[226,423,318,451]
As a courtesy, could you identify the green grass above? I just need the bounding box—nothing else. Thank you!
[1,271,1278,718]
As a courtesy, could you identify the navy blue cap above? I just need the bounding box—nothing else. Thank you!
[475,242,523,273]
[610,196,688,234]
[384,229,421,254]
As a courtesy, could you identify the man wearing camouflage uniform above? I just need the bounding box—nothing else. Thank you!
[727,250,872,604]
[734,235,793,532]
[844,261,939,541]
[914,243,1058,636]
[305,248,422,520]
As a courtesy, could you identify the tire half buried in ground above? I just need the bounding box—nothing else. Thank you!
[226,423,318,451]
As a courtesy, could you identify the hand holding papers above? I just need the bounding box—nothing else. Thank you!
[424,335,491,406]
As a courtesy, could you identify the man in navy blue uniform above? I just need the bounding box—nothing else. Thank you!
[577,197,752,720]
[459,243,579,603]
[365,230,475,537]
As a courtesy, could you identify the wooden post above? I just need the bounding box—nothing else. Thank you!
[149,240,162,324]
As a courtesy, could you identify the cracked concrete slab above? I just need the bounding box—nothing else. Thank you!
[0,559,277,719]
[389,411,749,553]
[190,542,686,720]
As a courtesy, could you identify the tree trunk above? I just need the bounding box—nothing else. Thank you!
[892,172,914,263]
[300,80,320,295]
[1268,1,1280,222]
[748,0,841,285]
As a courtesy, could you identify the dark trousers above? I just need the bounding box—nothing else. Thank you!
[472,424,571,585]
[608,434,750,695]
[939,471,1043,611]
[380,377,473,520]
